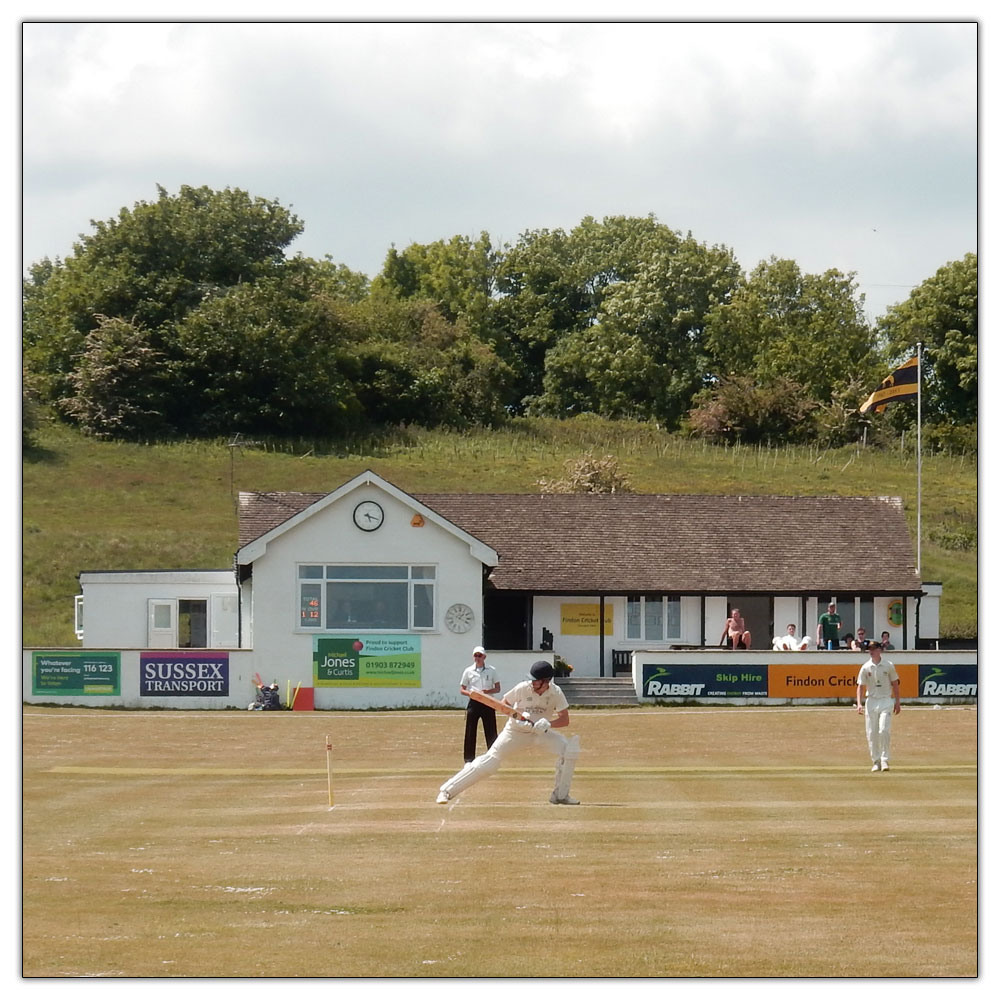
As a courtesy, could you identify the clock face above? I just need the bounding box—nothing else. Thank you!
[445,603,475,634]
[353,500,384,531]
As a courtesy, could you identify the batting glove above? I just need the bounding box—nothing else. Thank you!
[532,717,551,732]
[512,718,534,731]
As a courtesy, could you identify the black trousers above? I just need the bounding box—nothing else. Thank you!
[464,700,498,762]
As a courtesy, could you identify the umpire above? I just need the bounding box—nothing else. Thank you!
[459,646,501,762]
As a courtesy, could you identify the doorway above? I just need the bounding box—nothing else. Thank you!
[724,595,771,650]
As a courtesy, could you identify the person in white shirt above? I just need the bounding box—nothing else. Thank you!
[437,660,581,805]
[856,642,901,771]
[459,646,501,762]
[771,624,812,651]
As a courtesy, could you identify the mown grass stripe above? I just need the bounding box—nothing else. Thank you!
[45,764,976,777]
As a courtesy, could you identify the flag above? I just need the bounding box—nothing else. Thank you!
[860,356,919,414]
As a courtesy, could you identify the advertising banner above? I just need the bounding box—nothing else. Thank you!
[641,660,937,700]
[918,662,977,697]
[642,663,768,698]
[313,635,421,687]
[32,651,120,696]
[139,652,230,696]
[560,603,613,636]
[767,662,919,699]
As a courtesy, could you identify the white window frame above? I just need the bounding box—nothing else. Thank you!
[297,564,436,632]
[74,595,84,641]
[626,595,681,642]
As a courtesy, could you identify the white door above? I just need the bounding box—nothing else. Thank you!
[148,599,177,648]
[210,594,239,648]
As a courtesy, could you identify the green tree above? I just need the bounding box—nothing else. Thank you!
[877,253,977,425]
[373,233,498,339]
[172,279,363,436]
[58,315,170,439]
[347,294,516,428]
[595,232,741,423]
[524,220,740,423]
[704,258,879,405]
[23,184,304,400]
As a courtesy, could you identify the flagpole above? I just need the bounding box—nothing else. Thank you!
[916,341,922,579]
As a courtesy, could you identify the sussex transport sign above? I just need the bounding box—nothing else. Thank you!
[140,652,230,696]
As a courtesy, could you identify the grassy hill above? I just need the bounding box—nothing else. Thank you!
[22,415,977,646]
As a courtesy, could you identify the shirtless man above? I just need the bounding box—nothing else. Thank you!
[721,608,751,650]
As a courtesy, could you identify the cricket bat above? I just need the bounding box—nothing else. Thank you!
[465,687,530,721]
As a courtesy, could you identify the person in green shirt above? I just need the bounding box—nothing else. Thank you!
[817,602,843,650]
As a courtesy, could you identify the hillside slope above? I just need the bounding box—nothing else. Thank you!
[22,417,977,645]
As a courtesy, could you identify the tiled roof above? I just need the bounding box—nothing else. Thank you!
[238,490,921,594]
[238,491,326,548]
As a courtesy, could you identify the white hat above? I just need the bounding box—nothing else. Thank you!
[473,646,486,656]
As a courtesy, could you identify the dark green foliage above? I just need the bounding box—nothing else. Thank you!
[57,316,171,439]
[877,253,977,425]
[688,375,817,444]
[22,189,976,447]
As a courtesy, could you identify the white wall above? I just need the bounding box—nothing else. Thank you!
[913,584,941,644]
[704,597,729,648]
[772,598,808,645]
[24,648,258,709]
[531,594,713,676]
[246,485,494,709]
[78,571,239,649]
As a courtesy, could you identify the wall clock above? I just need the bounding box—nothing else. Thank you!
[444,603,475,633]
[353,500,384,531]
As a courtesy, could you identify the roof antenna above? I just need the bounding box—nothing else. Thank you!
[227,432,263,511]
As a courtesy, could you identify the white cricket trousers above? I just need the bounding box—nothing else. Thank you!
[439,724,581,801]
[864,696,895,765]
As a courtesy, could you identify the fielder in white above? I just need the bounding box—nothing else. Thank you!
[856,641,901,772]
[436,660,581,805]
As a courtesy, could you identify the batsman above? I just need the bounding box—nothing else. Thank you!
[436,660,581,806]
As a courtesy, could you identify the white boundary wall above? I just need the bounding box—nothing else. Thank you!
[22,648,548,710]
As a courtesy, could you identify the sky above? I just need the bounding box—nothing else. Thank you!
[20,12,978,326]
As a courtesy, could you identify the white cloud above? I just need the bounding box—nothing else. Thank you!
[20,19,978,322]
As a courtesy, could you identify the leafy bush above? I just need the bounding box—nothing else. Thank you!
[57,316,170,440]
[688,375,816,444]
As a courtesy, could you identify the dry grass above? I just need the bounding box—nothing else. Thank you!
[22,704,977,978]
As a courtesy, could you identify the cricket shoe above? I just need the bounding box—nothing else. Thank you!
[436,791,451,804]
[871,762,882,772]
[549,793,580,805]
[880,762,890,772]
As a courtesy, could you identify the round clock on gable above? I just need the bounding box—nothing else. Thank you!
[444,603,475,633]
[353,500,384,531]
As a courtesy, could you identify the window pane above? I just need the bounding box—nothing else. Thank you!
[666,598,681,637]
[153,604,172,629]
[300,583,321,628]
[326,565,408,580]
[834,596,856,637]
[859,599,874,635]
[413,583,434,628]
[626,599,641,640]
[411,566,436,579]
[645,597,663,641]
[327,582,407,629]
[299,565,323,579]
